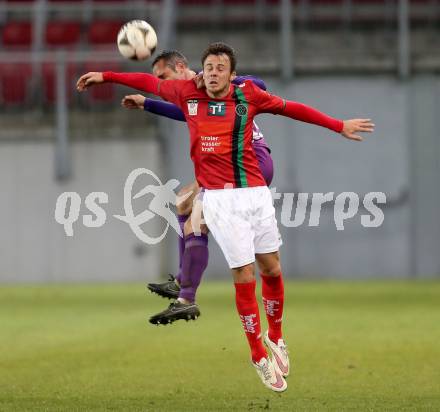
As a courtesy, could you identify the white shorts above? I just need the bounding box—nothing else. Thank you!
[202,186,282,269]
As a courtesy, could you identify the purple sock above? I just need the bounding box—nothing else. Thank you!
[176,214,188,284]
[178,233,209,303]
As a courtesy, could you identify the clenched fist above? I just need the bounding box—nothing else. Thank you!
[121,94,146,110]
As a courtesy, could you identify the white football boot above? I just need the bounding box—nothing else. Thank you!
[264,331,290,378]
[252,357,287,392]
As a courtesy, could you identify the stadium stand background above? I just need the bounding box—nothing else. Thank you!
[0,0,439,282]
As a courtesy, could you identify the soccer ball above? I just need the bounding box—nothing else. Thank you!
[117,20,157,61]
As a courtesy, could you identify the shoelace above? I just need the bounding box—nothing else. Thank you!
[279,344,289,359]
[260,361,273,382]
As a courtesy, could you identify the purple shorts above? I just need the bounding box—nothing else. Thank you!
[253,143,274,186]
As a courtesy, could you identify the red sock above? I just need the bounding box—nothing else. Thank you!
[234,280,267,363]
[261,273,284,343]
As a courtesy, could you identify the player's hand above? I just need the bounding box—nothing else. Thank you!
[194,72,205,89]
[122,94,146,110]
[76,72,104,92]
[341,119,374,142]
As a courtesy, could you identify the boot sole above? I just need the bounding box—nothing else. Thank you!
[149,310,201,325]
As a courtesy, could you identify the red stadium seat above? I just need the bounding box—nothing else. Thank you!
[87,20,123,45]
[45,21,81,47]
[42,62,78,104]
[0,63,32,105]
[83,62,121,103]
[1,21,32,47]
[223,0,260,3]
[178,0,211,3]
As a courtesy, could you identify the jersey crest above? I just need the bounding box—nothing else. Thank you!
[187,99,198,116]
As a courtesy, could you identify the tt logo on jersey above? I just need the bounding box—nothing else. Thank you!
[208,102,226,116]
[187,100,198,116]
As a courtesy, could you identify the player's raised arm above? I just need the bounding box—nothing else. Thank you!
[251,82,374,141]
[282,101,374,142]
[77,71,183,107]
[282,101,374,141]
[76,71,161,95]
[122,95,186,122]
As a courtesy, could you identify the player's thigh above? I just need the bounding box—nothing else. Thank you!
[176,180,199,216]
[203,190,255,269]
[184,191,209,236]
[253,187,282,257]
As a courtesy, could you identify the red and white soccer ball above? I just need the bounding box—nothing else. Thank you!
[117,20,158,61]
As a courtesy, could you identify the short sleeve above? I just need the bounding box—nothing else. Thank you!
[250,81,286,115]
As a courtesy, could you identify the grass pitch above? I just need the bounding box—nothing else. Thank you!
[1,281,439,411]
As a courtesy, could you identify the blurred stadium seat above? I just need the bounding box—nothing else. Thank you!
[83,62,121,103]
[45,21,81,47]
[87,20,123,45]
[0,0,438,109]
[1,21,32,48]
[0,63,32,105]
[42,62,79,104]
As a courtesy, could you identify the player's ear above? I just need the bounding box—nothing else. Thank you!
[230,71,237,81]
[175,62,185,74]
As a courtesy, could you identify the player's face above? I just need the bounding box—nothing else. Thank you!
[152,59,184,80]
[203,54,235,97]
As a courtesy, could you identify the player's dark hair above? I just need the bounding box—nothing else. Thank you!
[201,42,237,73]
[151,50,189,71]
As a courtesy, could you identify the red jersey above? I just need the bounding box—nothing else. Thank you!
[158,79,285,189]
[103,71,343,189]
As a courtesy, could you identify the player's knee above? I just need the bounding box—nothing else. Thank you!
[261,264,282,277]
[256,253,281,276]
[233,264,255,283]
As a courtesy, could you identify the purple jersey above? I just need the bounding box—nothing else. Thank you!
[252,121,269,151]
[254,143,273,186]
